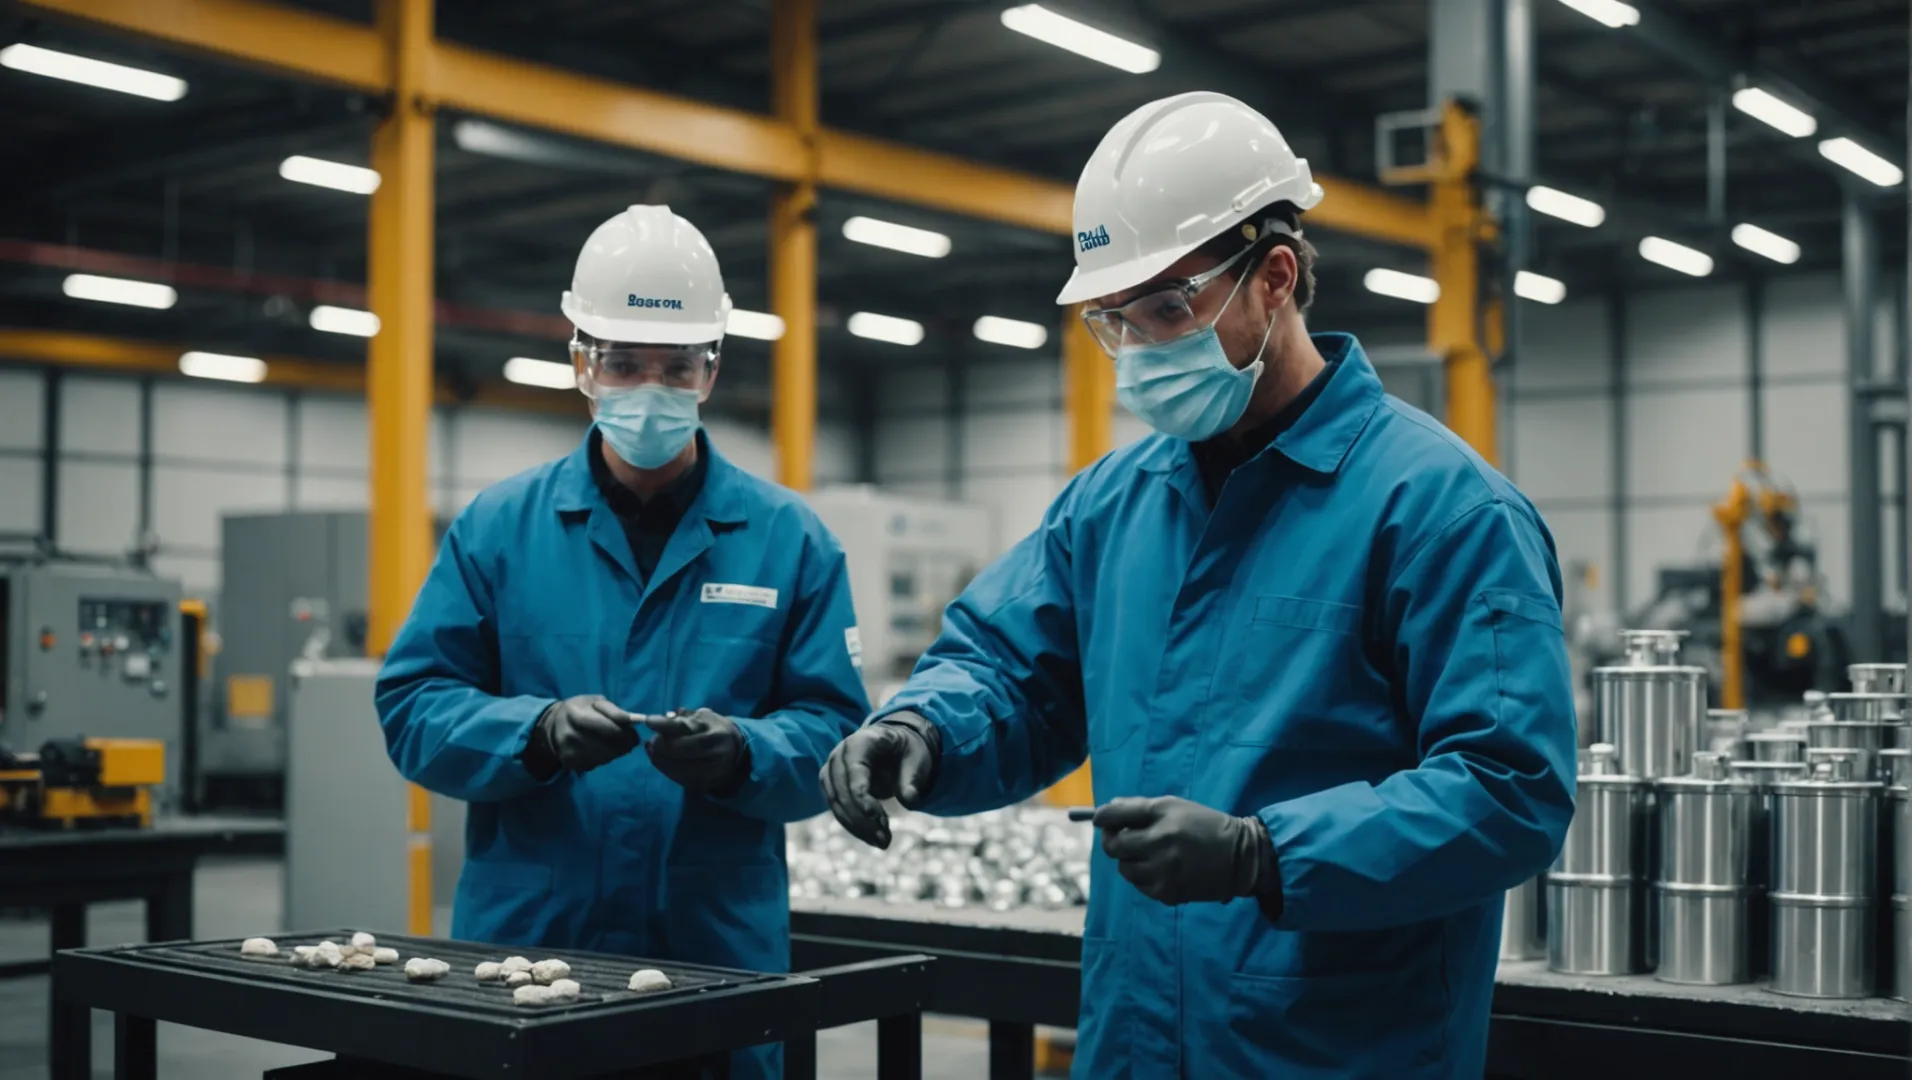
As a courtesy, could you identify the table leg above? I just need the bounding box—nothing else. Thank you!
[988,1021,1036,1080]
[876,1013,922,1080]
[782,1034,817,1080]
[114,1012,157,1080]
[49,904,90,1080]
[146,869,194,943]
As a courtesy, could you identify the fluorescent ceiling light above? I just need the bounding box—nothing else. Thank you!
[1818,137,1904,187]
[973,315,1048,350]
[503,357,574,390]
[999,4,1160,74]
[1638,236,1714,277]
[309,304,381,337]
[1514,271,1567,305]
[1731,87,1816,138]
[62,273,176,309]
[726,308,786,341]
[1526,185,1606,228]
[842,216,951,259]
[1363,268,1441,305]
[0,43,186,101]
[1731,223,1801,265]
[179,351,266,384]
[1553,0,1640,29]
[847,311,925,347]
[280,155,381,195]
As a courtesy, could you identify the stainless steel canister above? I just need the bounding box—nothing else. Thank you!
[1704,709,1749,758]
[1769,759,1882,999]
[1894,895,1912,1002]
[1826,691,1905,724]
[1654,753,1756,985]
[1548,745,1650,975]
[1884,777,1908,997]
[1746,731,1808,763]
[1728,759,1810,977]
[1805,745,1877,782]
[1848,663,1907,695]
[1804,723,1890,779]
[1882,748,1912,790]
[1500,876,1546,961]
[1592,630,1707,780]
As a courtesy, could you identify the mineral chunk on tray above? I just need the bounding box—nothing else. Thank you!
[627,969,673,993]
[404,957,450,982]
[239,937,277,957]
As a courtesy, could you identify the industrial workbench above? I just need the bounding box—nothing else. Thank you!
[789,896,1912,1080]
[0,814,285,1080]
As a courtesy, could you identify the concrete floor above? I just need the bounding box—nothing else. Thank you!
[0,856,994,1079]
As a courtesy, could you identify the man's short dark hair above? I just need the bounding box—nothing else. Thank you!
[1194,201,1318,314]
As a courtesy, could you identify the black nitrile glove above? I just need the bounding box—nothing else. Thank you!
[820,712,942,849]
[1094,796,1279,907]
[524,695,640,779]
[642,708,750,793]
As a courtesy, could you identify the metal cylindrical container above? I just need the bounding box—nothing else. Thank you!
[1884,782,1908,997]
[1848,663,1907,695]
[1704,709,1749,758]
[1728,759,1809,978]
[1549,745,1650,975]
[1826,691,1905,725]
[1895,723,1912,751]
[1592,631,1707,781]
[1746,731,1808,763]
[1654,753,1756,985]
[1500,876,1546,961]
[1805,723,1890,778]
[1882,748,1912,791]
[1805,745,1876,782]
[1894,895,1912,1002]
[1769,759,1882,998]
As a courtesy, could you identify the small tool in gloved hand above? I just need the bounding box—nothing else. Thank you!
[1092,796,1282,910]
[641,708,750,793]
[525,694,642,778]
[1067,806,1097,822]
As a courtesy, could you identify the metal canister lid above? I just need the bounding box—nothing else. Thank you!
[1578,743,1647,787]
[1658,751,1755,791]
[1825,691,1905,722]
[1729,760,1810,786]
[1880,748,1911,789]
[1592,628,1707,678]
[1772,756,1884,792]
[1848,663,1907,694]
[1707,709,1749,722]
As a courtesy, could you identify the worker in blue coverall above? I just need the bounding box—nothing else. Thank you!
[377,205,869,1080]
[822,92,1578,1078]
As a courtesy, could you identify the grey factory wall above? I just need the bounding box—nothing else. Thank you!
[0,368,856,594]
[870,273,1901,623]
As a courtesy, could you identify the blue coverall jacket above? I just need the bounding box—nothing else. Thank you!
[875,335,1578,1078]
[377,432,869,1080]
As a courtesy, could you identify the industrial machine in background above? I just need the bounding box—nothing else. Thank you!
[0,537,186,800]
[0,736,166,828]
[805,487,992,706]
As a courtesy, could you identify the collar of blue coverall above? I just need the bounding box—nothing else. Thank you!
[552,426,748,525]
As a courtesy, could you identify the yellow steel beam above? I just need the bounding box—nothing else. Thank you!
[19,0,385,90]
[769,0,820,492]
[21,0,1437,251]
[1428,102,1496,464]
[365,0,435,667]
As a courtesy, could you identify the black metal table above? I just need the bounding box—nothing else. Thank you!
[789,897,1912,1080]
[0,814,285,1080]
[53,929,930,1079]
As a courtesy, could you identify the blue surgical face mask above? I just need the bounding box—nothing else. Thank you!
[1114,275,1275,442]
[595,384,701,469]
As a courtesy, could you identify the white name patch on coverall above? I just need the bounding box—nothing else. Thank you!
[701,583,779,609]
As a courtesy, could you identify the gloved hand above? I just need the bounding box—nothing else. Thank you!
[642,708,749,793]
[526,695,639,777]
[1094,796,1279,907]
[820,712,942,849]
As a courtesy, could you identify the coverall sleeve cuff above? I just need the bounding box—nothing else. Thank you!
[711,720,772,804]
[1257,805,1304,927]
[513,700,565,785]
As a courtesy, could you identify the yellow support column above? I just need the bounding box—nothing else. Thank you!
[366,0,436,936]
[1043,309,1109,809]
[1428,101,1497,464]
[770,0,819,492]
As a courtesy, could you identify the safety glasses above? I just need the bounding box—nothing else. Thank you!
[570,338,717,399]
[1077,241,1261,358]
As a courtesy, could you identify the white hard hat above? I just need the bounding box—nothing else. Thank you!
[1055,92,1324,307]
[561,205,733,345]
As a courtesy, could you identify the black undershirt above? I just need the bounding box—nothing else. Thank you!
[1190,360,1336,504]
[586,427,708,584]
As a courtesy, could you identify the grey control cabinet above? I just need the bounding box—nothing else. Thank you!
[0,560,184,758]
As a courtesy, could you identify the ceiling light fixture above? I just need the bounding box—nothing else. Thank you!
[1818,137,1904,187]
[309,305,381,337]
[842,216,951,259]
[1731,223,1801,265]
[999,4,1160,74]
[1525,185,1606,228]
[1638,236,1714,277]
[1363,268,1441,305]
[0,43,185,100]
[503,357,574,390]
[973,315,1049,350]
[847,311,925,346]
[1731,87,1816,138]
[62,273,176,309]
[1553,0,1640,29]
[726,309,787,341]
[1514,271,1568,305]
[179,351,267,383]
[280,155,382,195]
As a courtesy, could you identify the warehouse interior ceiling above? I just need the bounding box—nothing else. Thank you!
[1,0,1908,424]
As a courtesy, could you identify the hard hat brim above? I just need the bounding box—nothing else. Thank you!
[562,292,727,346]
[1054,242,1196,307]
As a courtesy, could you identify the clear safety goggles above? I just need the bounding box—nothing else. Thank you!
[570,337,718,400]
[1078,241,1262,358]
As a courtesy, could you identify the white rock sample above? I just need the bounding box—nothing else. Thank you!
[513,983,556,1006]
[504,971,533,988]
[531,959,571,985]
[627,969,672,993]
[499,956,533,975]
[547,978,581,1002]
[404,957,450,982]
[240,938,278,957]
[339,953,377,972]
[338,944,361,959]
[350,932,377,949]
[372,948,399,965]
[474,961,503,982]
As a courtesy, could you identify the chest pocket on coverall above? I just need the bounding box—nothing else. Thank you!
[1225,594,1366,748]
